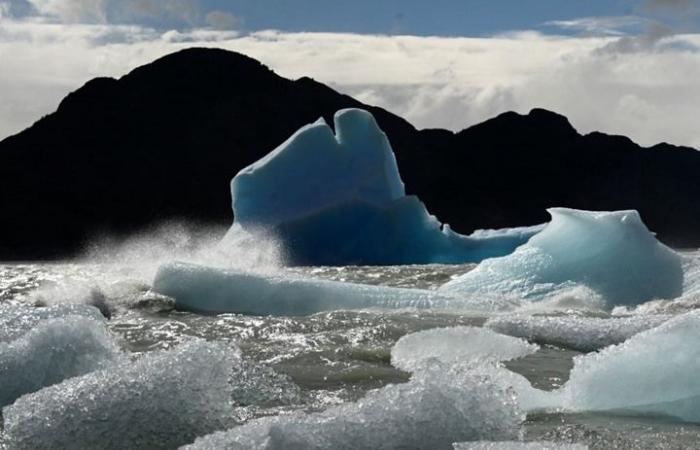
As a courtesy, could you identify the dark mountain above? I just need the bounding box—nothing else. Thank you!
[1,47,698,259]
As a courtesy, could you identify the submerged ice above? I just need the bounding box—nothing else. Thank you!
[441,208,684,308]
[225,108,540,265]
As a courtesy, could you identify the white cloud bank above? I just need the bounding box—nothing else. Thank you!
[0,18,699,148]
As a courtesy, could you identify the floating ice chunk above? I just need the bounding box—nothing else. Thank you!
[0,316,120,407]
[226,108,540,265]
[485,314,672,352]
[183,362,523,450]
[153,262,516,315]
[455,442,588,450]
[230,359,302,407]
[391,326,538,372]
[441,208,683,308]
[0,303,104,342]
[560,310,700,422]
[3,340,236,450]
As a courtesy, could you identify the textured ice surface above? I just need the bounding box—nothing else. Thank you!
[455,442,588,450]
[226,108,540,265]
[0,303,104,342]
[0,316,120,407]
[183,362,523,450]
[3,340,236,450]
[559,310,700,421]
[441,208,683,308]
[153,262,517,315]
[485,314,672,351]
[391,326,538,372]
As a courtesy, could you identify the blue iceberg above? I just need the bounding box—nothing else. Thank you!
[441,208,684,308]
[226,108,541,265]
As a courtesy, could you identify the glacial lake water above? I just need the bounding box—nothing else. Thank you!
[2,256,700,449]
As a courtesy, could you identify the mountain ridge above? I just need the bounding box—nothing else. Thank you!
[1,47,698,259]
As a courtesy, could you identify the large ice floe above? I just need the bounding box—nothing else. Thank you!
[2,340,236,450]
[441,208,684,308]
[153,262,517,315]
[224,108,541,265]
[557,310,700,422]
[182,361,523,450]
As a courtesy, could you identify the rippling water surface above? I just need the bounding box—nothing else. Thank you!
[2,253,700,449]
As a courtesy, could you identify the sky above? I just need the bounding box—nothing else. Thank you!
[1,0,700,147]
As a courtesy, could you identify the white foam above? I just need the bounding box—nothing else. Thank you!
[391,326,538,372]
[3,340,237,450]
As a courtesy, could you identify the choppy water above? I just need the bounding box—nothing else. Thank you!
[2,250,700,449]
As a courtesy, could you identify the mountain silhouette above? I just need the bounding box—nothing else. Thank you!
[1,47,698,259]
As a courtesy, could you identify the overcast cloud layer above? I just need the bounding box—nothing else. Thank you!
[1,5,699,148]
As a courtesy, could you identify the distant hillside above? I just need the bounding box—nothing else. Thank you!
[1,47,698,259]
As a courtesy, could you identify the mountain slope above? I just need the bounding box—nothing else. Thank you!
[1,47,698,259]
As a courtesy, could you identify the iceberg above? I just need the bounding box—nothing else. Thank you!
[182,362,523,450]
[441,208,684,308]
[484,314,672,352]
[0,316,121,407]
[225,108,541,265]
[153,262,517,315]
[3,340,236,450]
[391,326,538,372]
[559,310,700,422]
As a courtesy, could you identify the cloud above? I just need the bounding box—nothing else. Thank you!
[0,20,699,150]
[546,16,648,36]
[18,0,235,28]
[204,10,241,31]
[27,0,107,23]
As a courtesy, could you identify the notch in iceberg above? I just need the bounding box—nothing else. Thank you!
[441,208,684,308]
[225,108,541,265]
